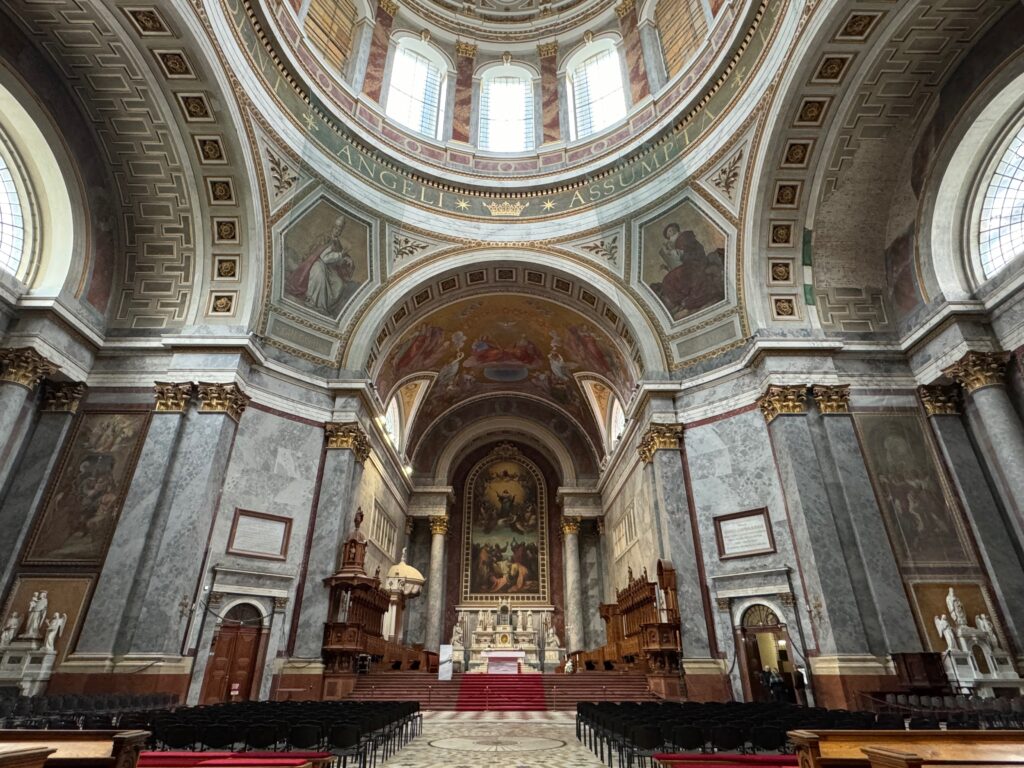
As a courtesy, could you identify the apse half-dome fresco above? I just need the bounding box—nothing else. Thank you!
[376,295,634,446]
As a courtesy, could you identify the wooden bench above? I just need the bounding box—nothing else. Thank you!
[789,730,1024,768]
[862,746,1024,768]
[0,730,149,768]
[0,746,55,768]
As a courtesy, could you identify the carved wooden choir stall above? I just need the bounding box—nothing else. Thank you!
[320,509,431,699]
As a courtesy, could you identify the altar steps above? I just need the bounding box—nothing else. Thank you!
[543,672,658,709]
[456,673,546,711]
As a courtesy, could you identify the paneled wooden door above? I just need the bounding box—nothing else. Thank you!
[201,623,262,704]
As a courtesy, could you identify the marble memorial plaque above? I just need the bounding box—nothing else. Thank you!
[714,508,774,559]
[228,509,291,560]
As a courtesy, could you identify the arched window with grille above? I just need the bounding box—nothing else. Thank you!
[478,65,536,152]
[565,40,627,141]
[0,151,26,278]
[978,122,1024,279]
[384,39,447,140]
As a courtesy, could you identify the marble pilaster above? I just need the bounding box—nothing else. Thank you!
[360,0,397,102]
[424,515,448,652]
[292,422,367,659]
[944,351,1024,528]
[450,42,476,143]
[0,348,57,498]
[561,517,584,653]
[537,43,561,144]
[616,0,650,105]
[78,383,194,655]
[922,385,1024,652]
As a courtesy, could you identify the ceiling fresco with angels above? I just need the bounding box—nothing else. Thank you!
[376,295,635,449]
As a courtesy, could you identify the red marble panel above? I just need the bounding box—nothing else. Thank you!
[451,52,476,143]
[360,4,395,102]
[539,52,561,144]
[618,5,650,105]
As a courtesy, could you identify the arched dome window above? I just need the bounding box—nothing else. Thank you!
[384,396,401,448]
[0,151,26,278]
[384,39,447,140]
[478,65,536,152]
[979,122,1024,278]
[566,41,627,141]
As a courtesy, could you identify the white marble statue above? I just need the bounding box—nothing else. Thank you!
[976,614,999,648]
[42,612,66,652]
[946,587,967,627]
[934,614,957,651]
[545,618,561,649]
[1,612,21,646]
[451,619,464,649]
[516,610,525,631]
[526,612,534,632]
[22,592,48,639]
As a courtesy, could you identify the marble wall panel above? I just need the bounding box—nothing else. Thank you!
[578,525,606,648]
[602,458,656,597]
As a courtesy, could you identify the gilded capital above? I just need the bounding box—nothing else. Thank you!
[637,423,684,463]
[615,0,636,17]
[0,348,58,390]
[154,381,194,413]
[811,384,850,415]
[917,384,962,417]
[40,381,87,413]
[378,0,398,15]
[429,515,449,535]
[715,596,731,611]
[560,516,581,535]
[758,385,807,424]
[943,350,1008,395]
[325,422,371,462]
[197,382,249,422]
[455,41,477,58]
[537,42,558,58]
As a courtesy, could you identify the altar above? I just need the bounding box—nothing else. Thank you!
[483,650,525,674]
[450,599,564,673]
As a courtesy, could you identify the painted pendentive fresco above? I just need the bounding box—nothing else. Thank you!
[283,199,371,320]
[376,296,634,447]
[23,413,149,567]
[462,445,549,605]
[640,198,727,320]
[854,412,972,567]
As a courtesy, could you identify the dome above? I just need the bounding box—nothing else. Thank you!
[386,549,426,597]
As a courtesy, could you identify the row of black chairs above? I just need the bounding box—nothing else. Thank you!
[877,692,1024,728]
[0,692,177,727]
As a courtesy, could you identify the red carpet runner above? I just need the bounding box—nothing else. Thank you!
[455,673,547,711]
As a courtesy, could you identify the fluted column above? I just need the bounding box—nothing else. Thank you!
[424,515,448,651]
[616,0,650,105]
[943,351,1024,526]
[450,42,476,143]
[561,516,584,653]
[537,42,561,144]
[0,348,57,497]
[361,0,397,102]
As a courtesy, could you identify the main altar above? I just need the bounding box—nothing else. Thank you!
[451,599,564,672]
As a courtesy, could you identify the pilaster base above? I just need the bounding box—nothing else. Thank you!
[808,655,898,709]
[272,659,325,701]
[681,659,731,702]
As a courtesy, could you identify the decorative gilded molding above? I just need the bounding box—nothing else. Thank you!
[483,200,530,217]
[758,385,807,424]
[0,348,58,390]
[377,0,398,15]
[429,515,449,536]
[778,593,796,608]
[560,516,581,536]
[917,385,962,417]
[537,42,558,58]
[40,381,87,413]
[943,350,1009,395]
[715,597,731,611]
[154,381,194,413]
[811,384,850,415]
[197,382,249,422]
[614,0,635,16]
[637,423,684,463]
[272,596,289,611]
[455,41,477,58]
[325,422,371,462]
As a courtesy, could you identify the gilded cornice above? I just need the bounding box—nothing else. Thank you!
[429,515,449,535]
[560,516,582,535]
[455,41,477,58]
[917,385,962,417]
[637,423,684,463]
[325,422,371,462]
[197,382,250,422]
[154,381,195,413]
[811,384,849,415]
[943,351,1008,395]
[0,348,58,390]
[40,381,87,413]
[758,385,807,424]
[537,42,559,58]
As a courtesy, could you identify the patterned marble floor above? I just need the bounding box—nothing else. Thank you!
[385,712,604,767]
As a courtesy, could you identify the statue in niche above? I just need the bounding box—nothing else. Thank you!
[527,612,534,632]
[976,614,999,648]
[544,617,560,649]
[42,612,66,652]
[934,614,956,651]
[516,610,525,631]
[451,618,464,649]
[946,587,967,627]
[0,612,20,646]
[21,592,48,639]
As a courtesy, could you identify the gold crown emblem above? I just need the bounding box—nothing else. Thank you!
[484,200,530,217]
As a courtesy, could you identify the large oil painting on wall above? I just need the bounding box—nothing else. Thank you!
[282,198,371,321]
[462,444,549,605]
[0,576,94,661]
[640,198,728,321]
[23,412,149,567]
[854,412,973,567]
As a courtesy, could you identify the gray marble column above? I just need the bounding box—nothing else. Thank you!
[77,383,193,655]
[944,352,1024,531]
[561,517,585,653]
[641,424,712,658]
[760,386,870,656]
[424,516,448,652]
[292,423,369,659]
[921,384,1024,652]
[129,383,248,655]
[0,381,83,595]
[0,348,57,499]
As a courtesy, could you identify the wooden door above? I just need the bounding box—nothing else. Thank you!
[201,624,260,704]
[740,630,769,702]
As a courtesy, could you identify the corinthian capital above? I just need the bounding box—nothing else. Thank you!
[917,385,962,417]
[326,422,371,462]
[0,348,58,390]
[40,381,87,413]
[560,516,581,535]
[197,382,249,422]
[811,384,850,415]
[154,382,194,413]
[637,423,683,463]
[943,350,1009,395]
[429,515,449,535]
[758,385,807,424]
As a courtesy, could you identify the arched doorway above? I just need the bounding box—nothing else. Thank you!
[199,602,267,704]
[736,604,796,704]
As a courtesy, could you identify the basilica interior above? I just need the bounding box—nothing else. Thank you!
[1,0,1024,760]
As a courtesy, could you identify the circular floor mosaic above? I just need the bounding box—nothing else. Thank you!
[428,735,566,752]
